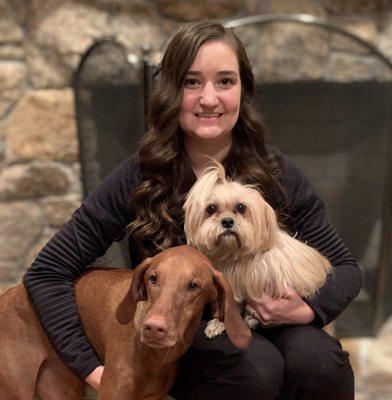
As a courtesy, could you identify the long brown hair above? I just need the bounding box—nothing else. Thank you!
[128,21,285,258]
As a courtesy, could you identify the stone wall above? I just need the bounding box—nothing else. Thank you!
[1,0,392,291]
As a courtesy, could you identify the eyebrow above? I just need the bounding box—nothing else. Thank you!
[186,70,238,76]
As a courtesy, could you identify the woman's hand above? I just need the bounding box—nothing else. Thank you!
[85,365,104,391]
[245,288,315,328]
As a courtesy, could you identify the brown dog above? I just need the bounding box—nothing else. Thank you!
[0,245,251,400]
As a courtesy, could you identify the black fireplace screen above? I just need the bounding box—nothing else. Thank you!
[257,81,392,336]
[74,39,145,197]
[74,16,392,337]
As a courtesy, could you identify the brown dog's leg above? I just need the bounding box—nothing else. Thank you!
[36,356,84,400]
[0,385,35,400]
[98,358,134,400]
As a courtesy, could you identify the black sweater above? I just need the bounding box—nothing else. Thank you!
[23,151,361,379]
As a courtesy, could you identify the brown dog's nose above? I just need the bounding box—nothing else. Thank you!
[142,316,169,341]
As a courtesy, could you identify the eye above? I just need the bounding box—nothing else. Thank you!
[184,78,200,88]
[219,77,234,87]
[187,281,199,291]
[235,203,247,214]
[206,204,218,215]
[148,274,157,285]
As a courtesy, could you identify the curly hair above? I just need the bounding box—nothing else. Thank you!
[128,21,286,258]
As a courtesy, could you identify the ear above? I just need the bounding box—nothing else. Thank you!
[116,257,152,325]
[255,196,279,251]
[210,269,252,349]
[184,161,227,244]
[184,161,227,212]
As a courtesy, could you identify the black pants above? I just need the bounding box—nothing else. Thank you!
[169,321,354,400]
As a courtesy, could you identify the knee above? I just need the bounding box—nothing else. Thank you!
[221,334,285,399]
[282,326,352,385]
[172,323,285,400]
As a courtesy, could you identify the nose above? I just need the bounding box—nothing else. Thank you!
[200,82,219,107]
[142,316,169,341]
[221,218,234,229]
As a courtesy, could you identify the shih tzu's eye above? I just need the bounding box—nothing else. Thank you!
[187,281,199,291]
[148,274,158,285]
[206,204,218,215]
[235,203,247,214]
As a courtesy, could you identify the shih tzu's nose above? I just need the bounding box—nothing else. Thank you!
[221,218,235,229]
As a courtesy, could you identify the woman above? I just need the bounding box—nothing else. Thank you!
[24,21,360,399]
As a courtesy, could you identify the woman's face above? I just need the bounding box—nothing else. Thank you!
[179,40,241,144]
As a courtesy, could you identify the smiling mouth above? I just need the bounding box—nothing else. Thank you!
[195,113,223,118]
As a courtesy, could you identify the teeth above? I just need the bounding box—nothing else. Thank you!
[196,113,221,118]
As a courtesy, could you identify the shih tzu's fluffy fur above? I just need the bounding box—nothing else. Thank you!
[183,162,332,337]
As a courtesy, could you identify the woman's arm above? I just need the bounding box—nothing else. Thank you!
[23,154,141,379]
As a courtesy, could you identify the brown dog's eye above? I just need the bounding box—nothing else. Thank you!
[206,204,217,215]
[148,275,157,285]
[187,282,199,291]
[235,203,246,214]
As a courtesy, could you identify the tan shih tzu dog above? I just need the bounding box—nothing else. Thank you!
[183,161,332,338]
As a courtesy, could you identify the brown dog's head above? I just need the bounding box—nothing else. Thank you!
[116,245,251,350]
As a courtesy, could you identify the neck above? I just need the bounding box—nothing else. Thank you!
[135,338,177,368]
[130,333,178,396]
[184,134,232,178]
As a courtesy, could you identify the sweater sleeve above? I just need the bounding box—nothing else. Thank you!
[23,154,140,379]
[280,153,361,327]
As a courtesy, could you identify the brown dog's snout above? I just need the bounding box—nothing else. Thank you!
[142,316,169,341]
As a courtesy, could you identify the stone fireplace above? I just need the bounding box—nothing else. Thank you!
[1,1,392,398]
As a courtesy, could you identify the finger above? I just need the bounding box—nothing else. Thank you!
[246,298,258,308]
[245,305,258,319]
[245,305,254,314]
[257,309,273,325]
[259,319,275,328]
[259,293,273,303]
[258,296,279,313]
[247,296,266,308]
[283,286,298,298]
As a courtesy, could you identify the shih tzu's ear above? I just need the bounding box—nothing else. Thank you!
[208,159,226,182]
[255,196,279,251]
[116,257,152,325]
[209,269,252,349]
[184,161,227,208]
[184,160,228,242]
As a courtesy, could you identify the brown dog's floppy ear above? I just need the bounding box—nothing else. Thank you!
[116,257,152,325]
[212,270,252,349]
